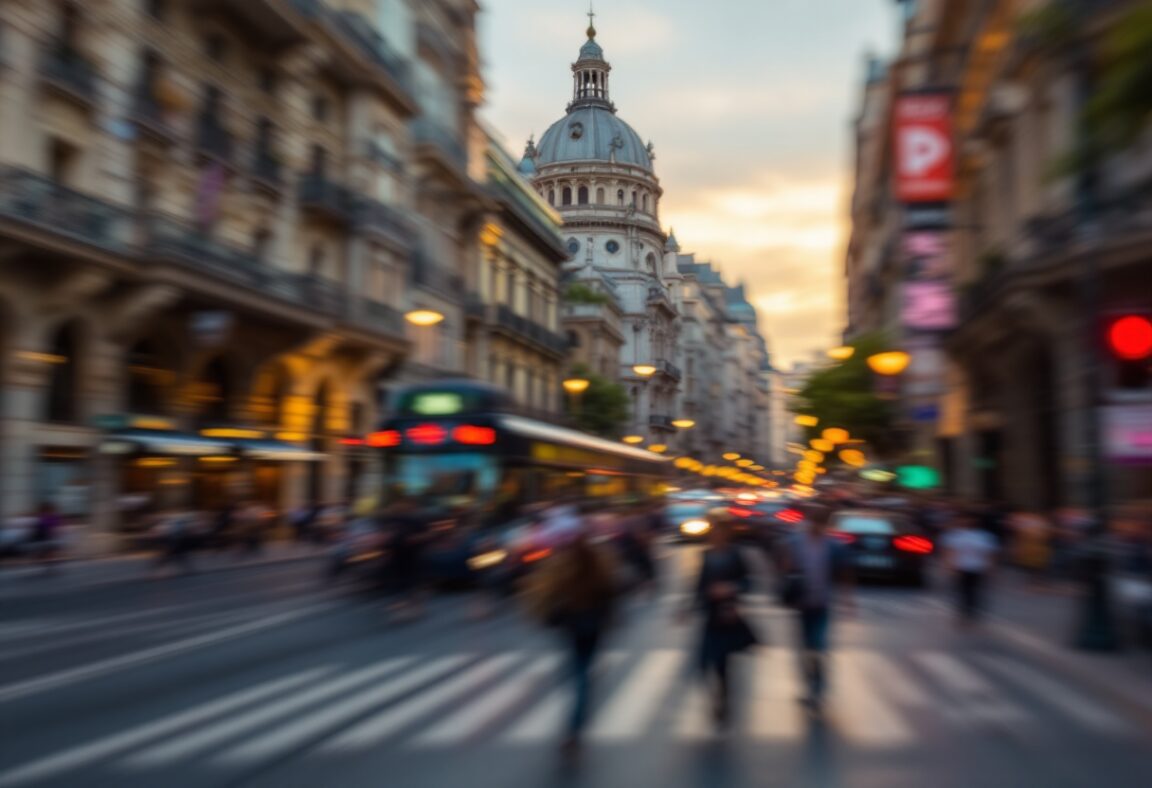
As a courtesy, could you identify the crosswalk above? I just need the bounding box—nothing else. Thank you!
[0,643,1138,786]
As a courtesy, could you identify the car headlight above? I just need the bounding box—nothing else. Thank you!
[680,520,711,536]
[467,549,508,571]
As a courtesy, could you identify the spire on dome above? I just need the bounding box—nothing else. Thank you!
[570,10,613,111]
[517,134,538,175]
[664,228,680,253]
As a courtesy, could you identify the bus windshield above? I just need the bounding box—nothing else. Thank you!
[389,453,501,503]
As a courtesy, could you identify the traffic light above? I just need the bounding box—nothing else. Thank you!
[1105,313,1152,392]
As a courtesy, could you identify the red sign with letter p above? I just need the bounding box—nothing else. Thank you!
[894,94,954,203]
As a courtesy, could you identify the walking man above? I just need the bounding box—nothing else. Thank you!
[781,502,854,711]
[941,509,999,625]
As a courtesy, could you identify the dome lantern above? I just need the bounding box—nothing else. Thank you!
[570,11,613,113]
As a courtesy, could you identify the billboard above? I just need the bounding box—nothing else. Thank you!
[894,93,954,203]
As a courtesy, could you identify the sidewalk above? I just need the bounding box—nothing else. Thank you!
[976,569,1152,722]
[0,542,325,598]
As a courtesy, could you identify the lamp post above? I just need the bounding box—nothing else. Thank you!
[562,377,590,423]
[405,308,445,327]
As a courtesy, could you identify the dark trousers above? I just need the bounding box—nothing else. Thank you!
[796,606,830,699]
[703,652,732,719]
[956,570,986,621]
[565,630,602,736]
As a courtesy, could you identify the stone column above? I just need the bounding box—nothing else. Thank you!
[83,336,127,555]
[0,352,52,519]
[0,17,42,167]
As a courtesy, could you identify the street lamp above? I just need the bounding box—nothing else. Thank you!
[810,439,834,453]
[866,350,911,376]
[647,444,668,454]
[827,346,855,361]
[562,378,590,396]
[622,435,645,445]
[822,427,850,444]
[405,308,445,327]
[632,364,657,377]
[722,452,741,461]
[794,414,819,428]
[671,418,696,429]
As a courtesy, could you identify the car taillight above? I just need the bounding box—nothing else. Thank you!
[522,548,551,564]
[775,509,803,523]
[893,535,933,554]
[728,507,754,518]
[830,531,856,544]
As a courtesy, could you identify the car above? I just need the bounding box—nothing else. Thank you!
[664,502,714,542]
[724,500,805,543]
[828,509,933,586]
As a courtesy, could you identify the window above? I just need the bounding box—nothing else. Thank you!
[562,187,572,206]
[631,190,637,207]
[48,137,79,186]
[566,238,580,257]
[312,95,329,122]
[596,187,605,204]
[308,244,325,278]
[309,144,327,178]
[45,323,80,423]
[145,0,167,20]
[258,67,277,95]
[606,240,620,254]
[548,189,555,206]
[139,49,161,97]
[617,189,625,206]
[252,228,271,262]
[577,186,589,205]
[203,33,227,61]
[642,193,649,213]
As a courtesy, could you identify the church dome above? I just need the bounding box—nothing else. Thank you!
[536,108,652,170]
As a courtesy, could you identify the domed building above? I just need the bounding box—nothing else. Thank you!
[520,19,683,440]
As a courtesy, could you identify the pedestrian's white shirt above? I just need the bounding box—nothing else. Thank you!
[943,528,998,572]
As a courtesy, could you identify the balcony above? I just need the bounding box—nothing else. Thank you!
[129,92,179,146]
[354,198,416,247]
[647,286,676,315]
[411,249,463,297]
[656,359,682,381]
[464,292,487,322]
[321,8,416,108]
[649,414,676,431]
[298,175,358,224]
[495,305,569,357]
[195,121,234,165]
[347,296,406,340]
[250,152,285,194]
[39,46,97,107]
[562,301,623,341]
[0,167,133,253]
[411,119,468,173]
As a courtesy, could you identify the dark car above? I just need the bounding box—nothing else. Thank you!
[726,500,806,542]
[829,509,933,586]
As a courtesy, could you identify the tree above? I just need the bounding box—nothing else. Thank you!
[789,333,901,458]
[564,363,630,438]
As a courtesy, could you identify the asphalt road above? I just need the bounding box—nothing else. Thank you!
[2,546,1151,788]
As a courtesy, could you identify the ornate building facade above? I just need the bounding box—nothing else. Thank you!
[520,21,683,444]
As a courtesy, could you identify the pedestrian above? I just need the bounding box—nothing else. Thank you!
[940,510,999,625]
[616,504,658,596]
[381,496,431,621]
[289,502,317,545]
[151,509,197,576]
[29,502,64,575]
[524,520,619,759]
[682,513,758,729]
[779,502,854,711]
[209,501,237,553]
[234,501,266,558]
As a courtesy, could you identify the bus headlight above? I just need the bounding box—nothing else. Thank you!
[680,520,711,536]
[468,549,508,571]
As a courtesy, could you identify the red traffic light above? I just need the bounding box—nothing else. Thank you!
[1108,315,1152,361]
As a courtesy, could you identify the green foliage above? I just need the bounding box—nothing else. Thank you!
[563,283,611,305]
[789,332,900,458]
[564,363,630,438]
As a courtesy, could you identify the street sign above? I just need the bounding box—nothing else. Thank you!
[1103,404,1152,463]
[894,93,954,203]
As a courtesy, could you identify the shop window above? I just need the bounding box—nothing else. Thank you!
[126,339,167,415]
[197,356,232,424]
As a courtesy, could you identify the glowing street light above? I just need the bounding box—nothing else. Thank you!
[562,378,590,395]
[827,346,855,361]
[671,418,696,429]
[839,448,867,467]
[810,439,834,453]
[622,435,645,445]
[794,414,819,428]
[723,452,741,461]
[647,444,668,454]
[632,364,657,377]
[405,308,445,327]
[822,427,850,444]
[866,350,911,376]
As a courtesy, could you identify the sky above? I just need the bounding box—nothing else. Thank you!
[478,0,897,367]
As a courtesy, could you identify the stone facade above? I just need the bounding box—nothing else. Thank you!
[0,0,529,550]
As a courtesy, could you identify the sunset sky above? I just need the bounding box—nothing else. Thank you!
[479,0,897,367]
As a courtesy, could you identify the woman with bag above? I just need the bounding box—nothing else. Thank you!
[523,518,619,759]
[684,513,758,729]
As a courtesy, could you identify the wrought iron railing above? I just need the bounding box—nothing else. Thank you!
[298,174,357,220]
[40,45,97,100]
[412,119,468,170]
[649,414,675,430]
[355,197,416,244]
[195,120,234,163]
[327,9,414,94]
[0,167,134,251]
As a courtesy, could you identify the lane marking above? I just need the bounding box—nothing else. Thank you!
[127,658,415,766]
[0,601,338,703]
[411,654,562,747]
[980,654,1130,735]
[833,651,914,747]
[0,668,329,787]
[748,647,803,740]
[590,650,683,740]
[324,653,522,751]
[500,652,625,744]
[858,651,932,708]
[914,652,1028,725]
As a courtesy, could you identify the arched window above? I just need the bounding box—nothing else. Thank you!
[642,193,649,213]
[596,187,605,204]
[44,322,80,423]
[251,364,290,427]
[577,185,589,205]
[548,189,555,206]
[617,189,625,206]
[562,187,572,206]
[197,356,232,424]
[631,190,638,207]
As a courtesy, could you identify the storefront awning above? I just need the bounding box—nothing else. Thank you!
[235,440,327,462]
[100,430,233,457]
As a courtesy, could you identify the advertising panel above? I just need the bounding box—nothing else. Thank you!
[894,93,954,203]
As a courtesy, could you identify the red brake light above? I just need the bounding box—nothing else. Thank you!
[831,531,856,544]
[776,508,803,524]
[894,535,933,554]
[365,430,401,448]
[339,437,365,447]
[406,424,448,445]
[728,507,755,518]
[453,425,497,446]
[522,548,551,564]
